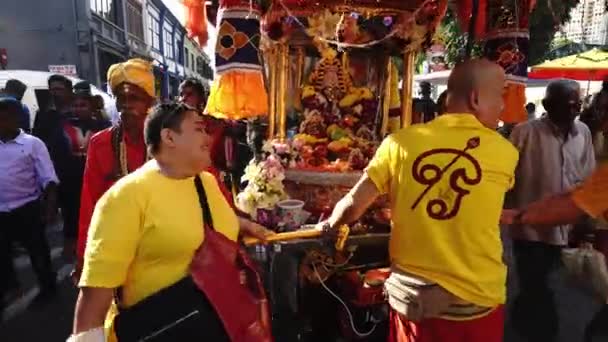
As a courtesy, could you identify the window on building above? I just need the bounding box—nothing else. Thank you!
[176,35,183,64]
[126,0,144,40]
[91,0,120,25]
[185,48,190,68]
[147,7,160,50]
[164,22,174,59]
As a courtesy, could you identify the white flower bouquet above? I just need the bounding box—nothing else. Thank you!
[236,152,288,219]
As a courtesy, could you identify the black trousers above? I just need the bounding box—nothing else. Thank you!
[0,200,56,295]
[58,179,82,240]
[58,158,85,240]
[585,304,608,342]
[511,240,563,342]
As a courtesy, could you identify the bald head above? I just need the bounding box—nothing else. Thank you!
[447,59,505,102]
[545,80,579,100]
[446,59,506,129]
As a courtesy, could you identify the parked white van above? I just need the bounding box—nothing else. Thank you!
[0,70,118,126]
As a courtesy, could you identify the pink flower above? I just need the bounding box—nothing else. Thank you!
[292,138,304,150]
[274,142,289,155]
[265,155,283,170]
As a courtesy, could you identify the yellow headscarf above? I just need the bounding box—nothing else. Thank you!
[107,58,155,98]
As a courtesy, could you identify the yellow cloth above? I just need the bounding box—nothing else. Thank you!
[387,116,401,134]
[389,63,401,109]
[79,161,239,341]
[107,58,155,98]
[366,114,519,309]
[572,163,608,222]
[205,70,268,120]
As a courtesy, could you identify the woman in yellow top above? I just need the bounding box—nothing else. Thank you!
[68,103,271,341]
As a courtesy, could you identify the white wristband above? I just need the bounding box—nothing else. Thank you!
[66,327,105,342]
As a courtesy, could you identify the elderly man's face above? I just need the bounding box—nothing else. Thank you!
[546,86,582,126]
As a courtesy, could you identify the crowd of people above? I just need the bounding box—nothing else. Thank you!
[1,73,113,310]
[1,56,608,342]
[0,58,272,335]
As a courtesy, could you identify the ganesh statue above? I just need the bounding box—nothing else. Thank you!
[292,47,381,172]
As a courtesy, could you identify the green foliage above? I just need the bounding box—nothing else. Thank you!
[529,0,581,64]
[438,9,483,66]
[551,37,574,50]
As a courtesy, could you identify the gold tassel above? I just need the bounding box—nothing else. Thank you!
[381,57,392,137]
[401,51,415,128]
[277,44,289,141]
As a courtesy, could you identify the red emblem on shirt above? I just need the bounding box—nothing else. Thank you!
[411,137,482,220]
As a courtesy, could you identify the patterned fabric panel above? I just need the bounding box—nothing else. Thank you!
[484,35,529,83]
[215,9,262,74]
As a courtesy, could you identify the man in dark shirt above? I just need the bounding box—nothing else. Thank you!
[33,74,73,174]
[32,75,75,258]
[412,82,437,123]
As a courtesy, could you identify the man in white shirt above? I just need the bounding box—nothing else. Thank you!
[507,80,596,342]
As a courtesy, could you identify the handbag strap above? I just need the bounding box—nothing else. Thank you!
[194,175,214,230]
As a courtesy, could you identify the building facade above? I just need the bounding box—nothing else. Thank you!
[0,0,210,100]
[0,0,90,78]
[558,0,608,45]
[146,0,187,99]
[184,36,213,85]
[89,0,148,88]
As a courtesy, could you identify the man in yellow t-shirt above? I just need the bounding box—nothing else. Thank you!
[321,59,518,342]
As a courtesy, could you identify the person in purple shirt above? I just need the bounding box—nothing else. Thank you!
[1,79,31,132]
[0,97,58,314]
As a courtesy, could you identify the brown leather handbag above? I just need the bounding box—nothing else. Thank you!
[191,175,273,342]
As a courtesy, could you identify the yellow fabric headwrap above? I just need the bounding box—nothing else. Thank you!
[107,58,155,98]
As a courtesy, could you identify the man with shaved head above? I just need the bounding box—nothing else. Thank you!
[319,59,519,342]
[506,79,596,341]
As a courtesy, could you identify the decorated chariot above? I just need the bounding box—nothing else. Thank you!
[183,0,535,340]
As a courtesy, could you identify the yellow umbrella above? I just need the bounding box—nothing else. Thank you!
[529,48,608,81]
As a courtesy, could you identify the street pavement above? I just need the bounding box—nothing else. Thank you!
[0,223,603,341]
[0,221,77,342]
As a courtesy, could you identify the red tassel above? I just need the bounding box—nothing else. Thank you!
[456,0,487,39]
[184,0,209,47]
